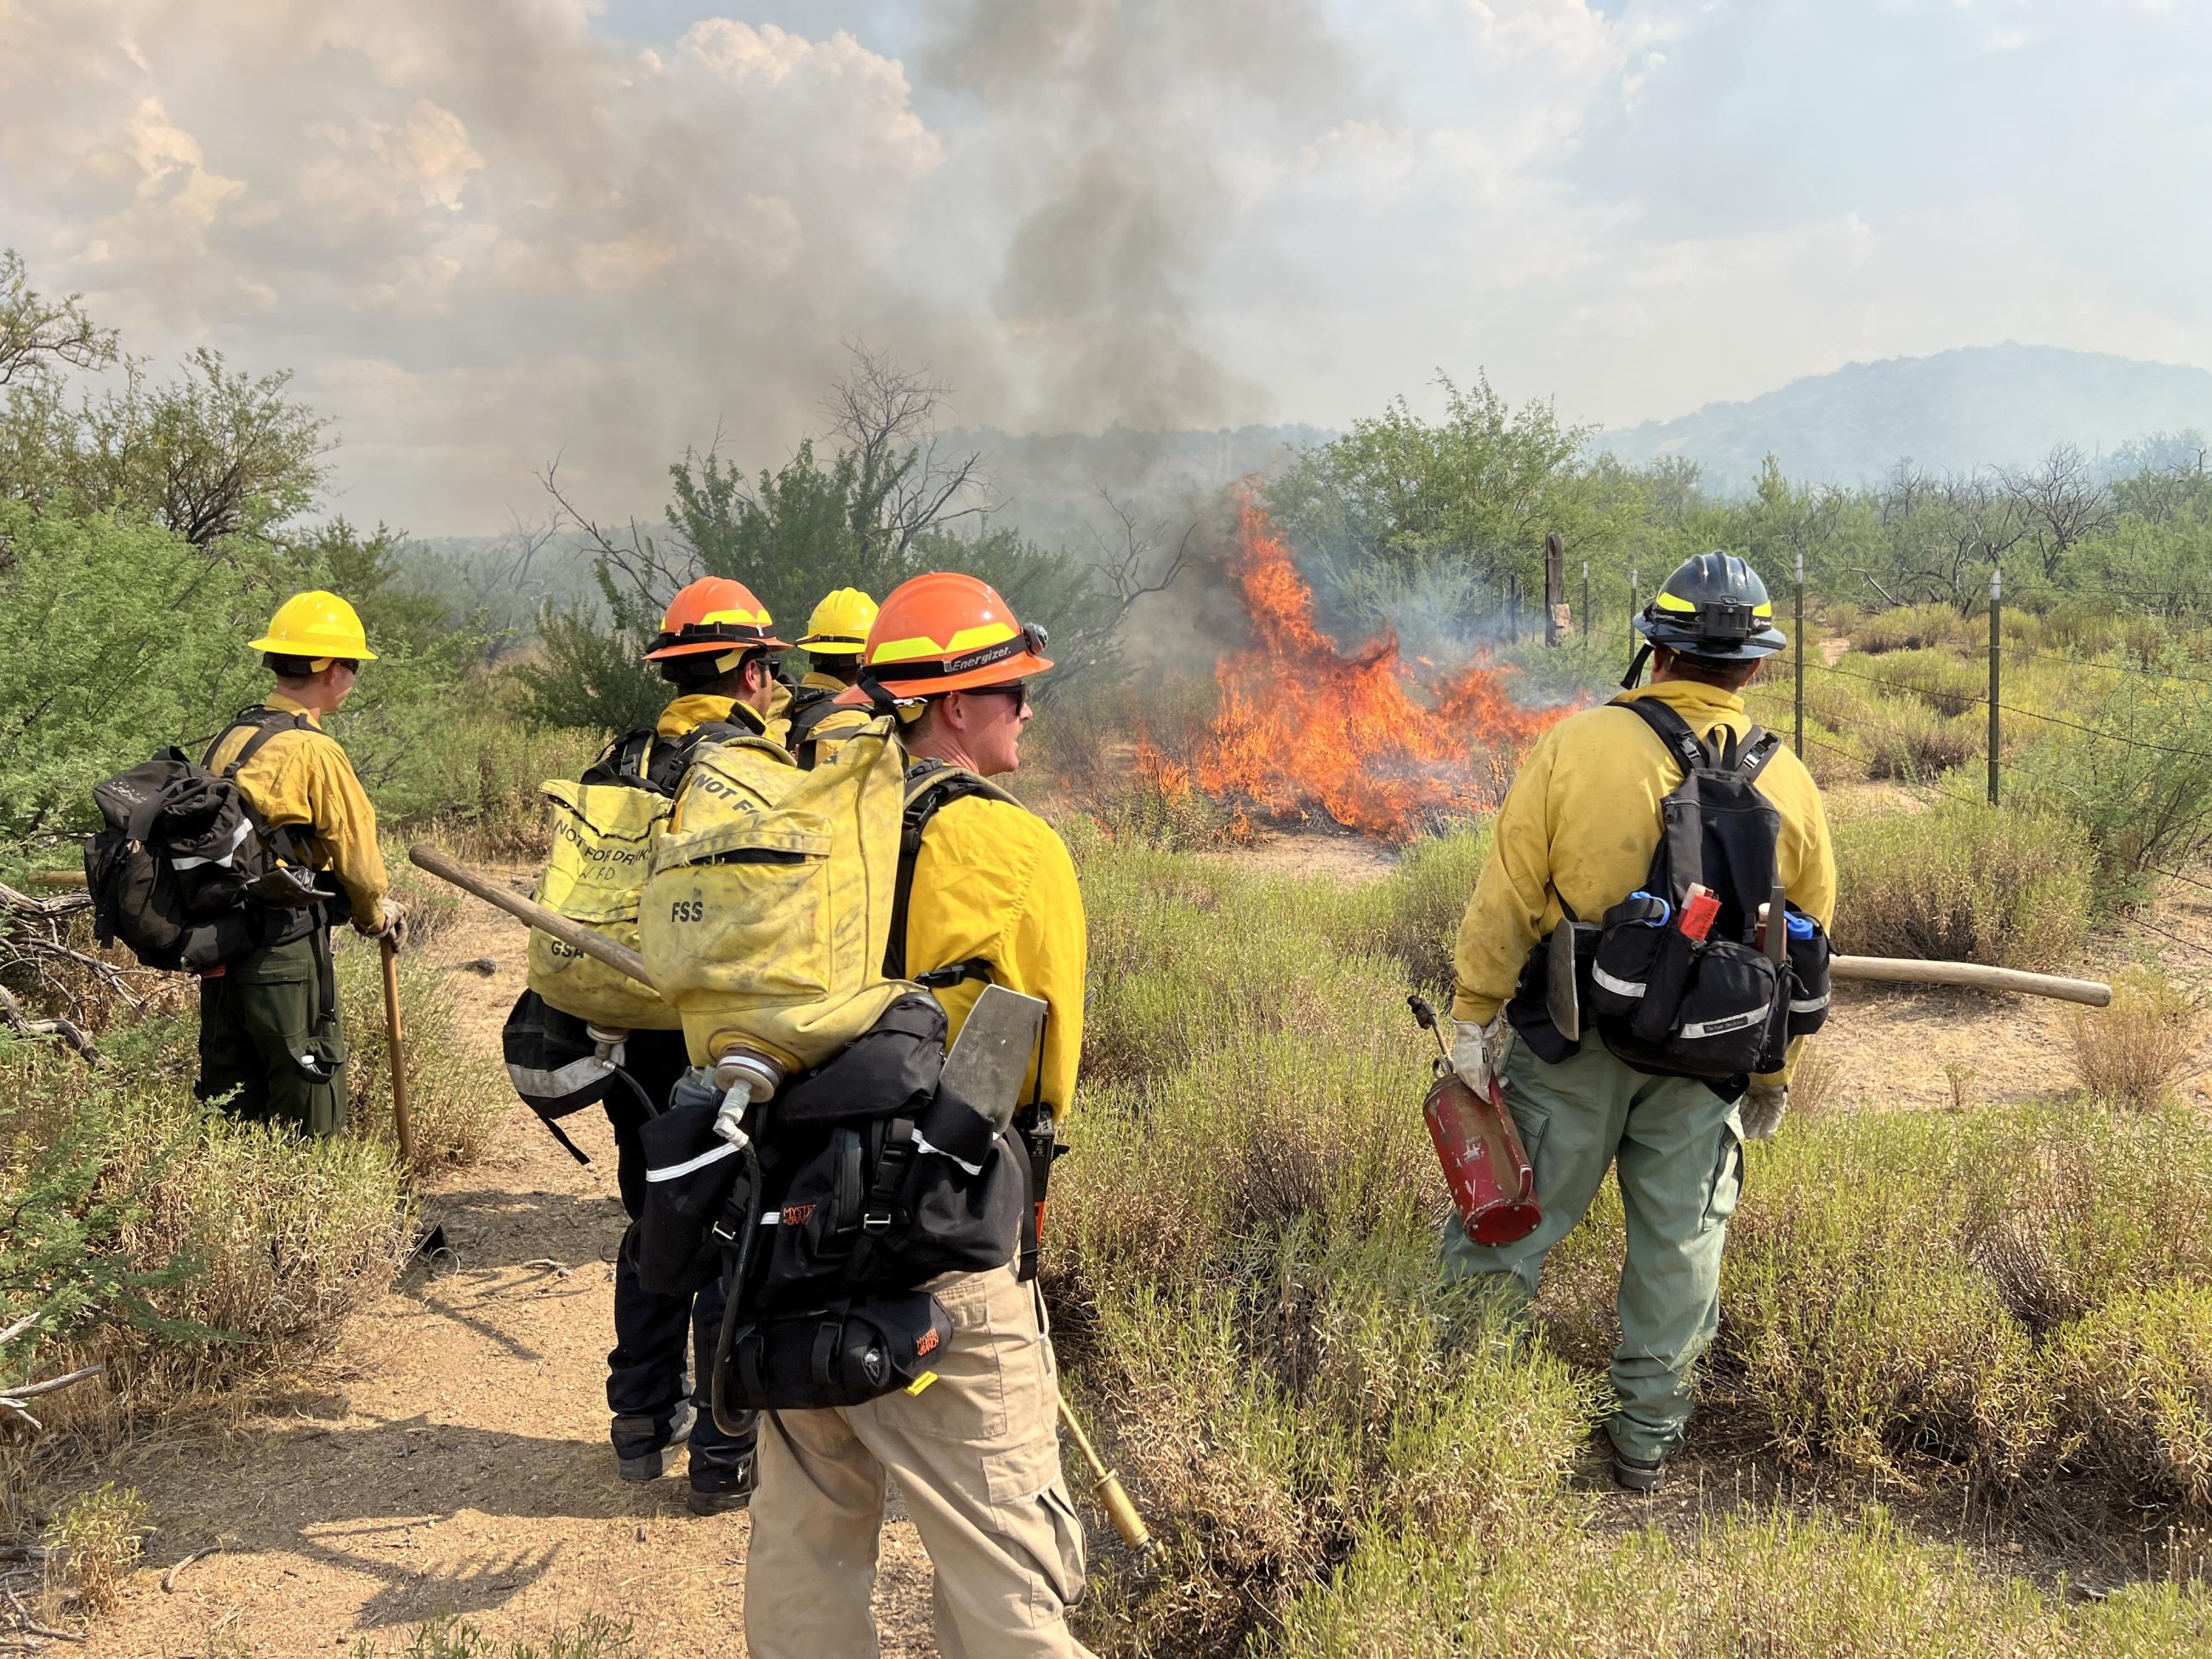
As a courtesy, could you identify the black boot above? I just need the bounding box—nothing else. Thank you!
[1611,1448,1666,1492]
[616,1400,694,1483]
[686,1444,757,1516]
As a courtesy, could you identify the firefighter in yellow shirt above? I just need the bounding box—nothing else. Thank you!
[744,573,1092,1659]
[779,586,878,768]
[197,591,399,1137]
[1446,553,1835,1492]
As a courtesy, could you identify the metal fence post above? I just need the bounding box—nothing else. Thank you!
[1628,566,1639,641]
[1581,561,1590,641]
[1987,565,2002,807]
[1794,550,1806,756]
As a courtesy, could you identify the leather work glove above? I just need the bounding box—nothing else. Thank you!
[1451,1015,1511,1096]
[1739,1080,1787,1143]
[359,898,409,955]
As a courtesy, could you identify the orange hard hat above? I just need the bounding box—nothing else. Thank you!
[643,576,790,660]
[835,571,1053,705]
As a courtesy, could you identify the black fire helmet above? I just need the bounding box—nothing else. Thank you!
[1622,551,1788,687]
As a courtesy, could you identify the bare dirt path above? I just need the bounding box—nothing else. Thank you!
[92,877,937,1657]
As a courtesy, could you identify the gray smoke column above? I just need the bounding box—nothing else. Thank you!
[927,0,1362,434]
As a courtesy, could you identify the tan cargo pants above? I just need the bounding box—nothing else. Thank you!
[743,1264,1093,1658]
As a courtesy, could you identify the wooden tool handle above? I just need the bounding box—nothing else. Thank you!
[408,842,656,991]
[1831,955,2110,1007]
[27,869,87,888]
[379,937,416,1166]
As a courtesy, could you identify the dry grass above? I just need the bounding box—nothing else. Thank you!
[1854,603,1977,655]
[1862,647,1986,719]
[39,1480,146,1616]
[1,949,486,1537]
[1790,1046,1843,1120]
[1861,696,1981,780]
[337,939,508,1176]
[2055,1284,2212,1510]
[1832,797,2093,969]
[2071,966,2202,1109]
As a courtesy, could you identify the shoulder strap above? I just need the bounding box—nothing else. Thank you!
[1736,726,1782,784]
[644,721,759,795]
[202,705,311,779]
[1610,695,1710,773]
[885,760,1023,984]
[579,727,655,789]
[785,689,846,771]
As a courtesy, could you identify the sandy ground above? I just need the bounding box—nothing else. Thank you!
[74,823,2212,1655]
[90,877,936,1658]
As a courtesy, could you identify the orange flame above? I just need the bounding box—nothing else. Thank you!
[1187,499,1565,841]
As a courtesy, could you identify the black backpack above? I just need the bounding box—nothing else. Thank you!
[1577,698,1831,1084]
[580,720,752,797]
[85,708,331,972]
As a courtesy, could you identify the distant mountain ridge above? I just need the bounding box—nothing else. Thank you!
[1596,345,2212,493]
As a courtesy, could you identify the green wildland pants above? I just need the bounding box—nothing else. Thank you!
[196,931,349,1137]
[1440,1035,1743,1462]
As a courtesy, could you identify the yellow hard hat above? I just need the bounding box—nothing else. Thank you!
[248,590,377,662]
[796,587,879,658]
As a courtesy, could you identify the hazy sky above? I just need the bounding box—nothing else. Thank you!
[3,0,2206,533]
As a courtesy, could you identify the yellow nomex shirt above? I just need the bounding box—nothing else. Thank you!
[903,791,1086,1118]
[202,692,389,930]
[1452,679,1836,1038]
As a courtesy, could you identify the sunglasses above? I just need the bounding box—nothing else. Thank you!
[968,681,1032,714]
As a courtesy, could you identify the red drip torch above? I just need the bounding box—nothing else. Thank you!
[1408,995,1542,1248]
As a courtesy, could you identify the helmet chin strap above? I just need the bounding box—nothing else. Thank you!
[1620,642,1654,691]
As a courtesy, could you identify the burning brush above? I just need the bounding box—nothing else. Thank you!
[1146,499,1565,842]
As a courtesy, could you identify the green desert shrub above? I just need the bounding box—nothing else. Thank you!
[2054,1283,2212,1510]
[1059,833,1596,1656]
[39,1480,147,1617]
[1530,1102,2212,1488]
[2010,704,2212,892]
[1861,647,1985,718]
[1833,797,2092,967]
[1853,602,1973,655]
[1320,824,1491,995]
[1860,695,1981,780]
[1262,1505,2211,1659]
[1721,1112,2055,1481]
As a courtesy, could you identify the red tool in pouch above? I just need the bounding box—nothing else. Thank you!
[1678,882,1720,942]
[1408,996,1542,1247]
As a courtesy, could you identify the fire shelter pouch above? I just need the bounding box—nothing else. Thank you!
[1607,934,1782,1081]
[713,1290,954,1416]
[755,1091,1023,1308]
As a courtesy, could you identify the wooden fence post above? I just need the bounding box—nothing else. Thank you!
[1543,531,1567,646]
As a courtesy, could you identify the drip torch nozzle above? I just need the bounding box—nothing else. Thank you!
[1406,995,1455,1068]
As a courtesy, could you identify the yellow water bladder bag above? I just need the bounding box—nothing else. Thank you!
[526,775,681,1030]
[641,719,914,1073]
